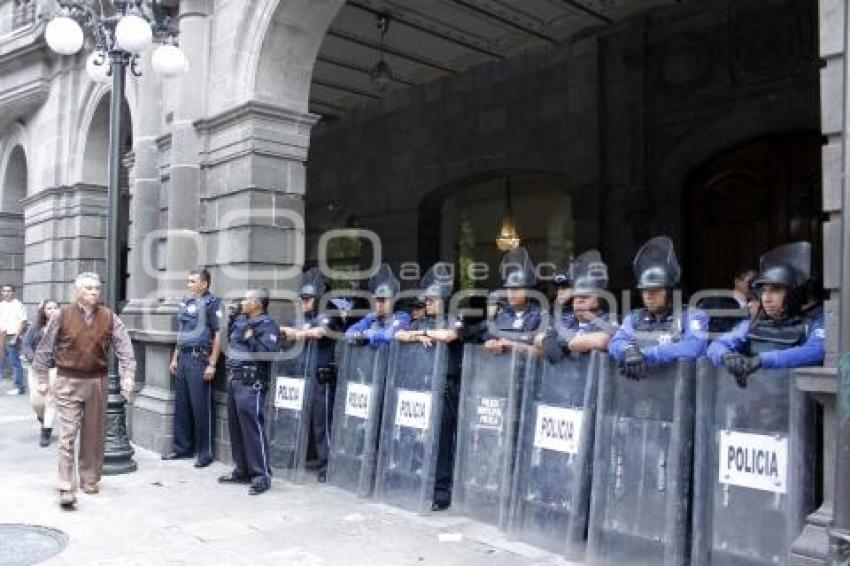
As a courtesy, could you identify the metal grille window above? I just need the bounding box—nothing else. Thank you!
[12,0,36,30]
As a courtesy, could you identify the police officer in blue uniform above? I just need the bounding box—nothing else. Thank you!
[394,263,463,510]
[609,236,709,378]
[163,268,222,467]
[345,263,410,346]
[218,288,280,495]
[280,268,341,483]
[483,247,543,354]
[537,250,617,363]
[707,242,825,386]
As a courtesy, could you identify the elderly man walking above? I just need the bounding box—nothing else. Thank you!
[31,272,136,509]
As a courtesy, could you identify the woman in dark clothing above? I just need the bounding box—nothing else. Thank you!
[23,299,59,446]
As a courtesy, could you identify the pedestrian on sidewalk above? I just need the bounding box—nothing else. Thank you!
[31,272,136,509]
[0,284,28,395]
[22,298,60,447]
[218,288,279,496]
[162,268,222,468]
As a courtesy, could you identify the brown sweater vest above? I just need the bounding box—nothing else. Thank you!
[55,305,113,379]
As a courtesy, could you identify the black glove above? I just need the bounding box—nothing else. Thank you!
[351,332,369,346]
[722,353,760,388]
[542,334,566,364]
[620,345,647,381]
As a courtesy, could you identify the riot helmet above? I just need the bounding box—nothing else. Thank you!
[633,236,681,290]
[500,247,536,289]
[571,250,608,294]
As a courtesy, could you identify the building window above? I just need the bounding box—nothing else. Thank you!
[13,0,36,30]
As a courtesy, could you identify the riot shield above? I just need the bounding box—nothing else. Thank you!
[374,342,448,513]
[268,340,316,482]
[508,351,601,559]
[452,344,526,528]
[691,360,815,566]
[586,356,696,566]
[327,343,389,497]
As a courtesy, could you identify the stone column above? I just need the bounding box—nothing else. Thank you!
[790,0,844,563]
[129,0,211,455]
[195,100,315,460]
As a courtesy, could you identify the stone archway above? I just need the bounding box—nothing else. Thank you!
[1,144,27,291]
[76,94,133,302]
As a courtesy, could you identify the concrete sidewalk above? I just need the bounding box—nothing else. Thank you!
[0,392,577,566]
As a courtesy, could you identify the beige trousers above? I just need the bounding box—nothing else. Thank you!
[28,368,57,428]
[54,373,107,492]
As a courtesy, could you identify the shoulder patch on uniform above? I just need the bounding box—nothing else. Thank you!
[393,319,400,327]
[690,318,705,332]
[814,328,826,339]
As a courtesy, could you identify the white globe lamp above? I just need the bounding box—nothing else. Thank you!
[151,44,188,78]
[86,51,111,84]
[115,14,152,53]
[45,16,84,55]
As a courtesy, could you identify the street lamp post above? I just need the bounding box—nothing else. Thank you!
[45,1,187,475]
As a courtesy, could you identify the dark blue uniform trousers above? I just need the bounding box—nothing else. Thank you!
[311,381,334,472]
[434,377,460,506]
[173,352,213,460]
[227,378,271,483]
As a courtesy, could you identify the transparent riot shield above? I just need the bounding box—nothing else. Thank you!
[268,340,316,483]
[452,344,526,528]
[508,351,601,559]
[586,356,696,566]
[327,343,389,497]
[691,360,815,566]
[374,342,448,513]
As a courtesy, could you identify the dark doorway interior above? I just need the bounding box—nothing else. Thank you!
[685,133,823,292]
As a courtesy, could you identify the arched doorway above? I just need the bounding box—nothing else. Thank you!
[420,171,574,289]
[1,145,27,291]
[81,96,133,303]
[685,133,822,292]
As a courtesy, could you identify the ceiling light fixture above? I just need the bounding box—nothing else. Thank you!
[369,13,393,92]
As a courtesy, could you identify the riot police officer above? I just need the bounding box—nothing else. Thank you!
[483,247,543,354]
[218,288,280,495]
[707,242,825,386]
[394,263,463,510]
[345,263,410,346]
[609,236,708,379]
[536,250,617,363]
[280,268,341,483]
[163,268,222,467]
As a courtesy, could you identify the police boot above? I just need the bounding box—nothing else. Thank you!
[39,427,51,447]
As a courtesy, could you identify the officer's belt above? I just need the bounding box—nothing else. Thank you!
[178,345,211,357]
[228,366,267,385]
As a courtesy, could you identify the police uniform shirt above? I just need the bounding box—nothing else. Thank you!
[706,313,825,369]
[345,311,412,346]
[484,302,543,344]
[550,310,618,344]
[225,314,280,370]
[608,307,708,364]
[407,314,465,380]
[177,291,222,348]
[290,311,340,369]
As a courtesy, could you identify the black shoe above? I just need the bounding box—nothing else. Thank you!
[39,427,51,448]
[194,456,214,468]
[249,481,270,495]
[317,470,327,483]
[218,473,249,484]
[161,452,192,461]
[431,500,450,512]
